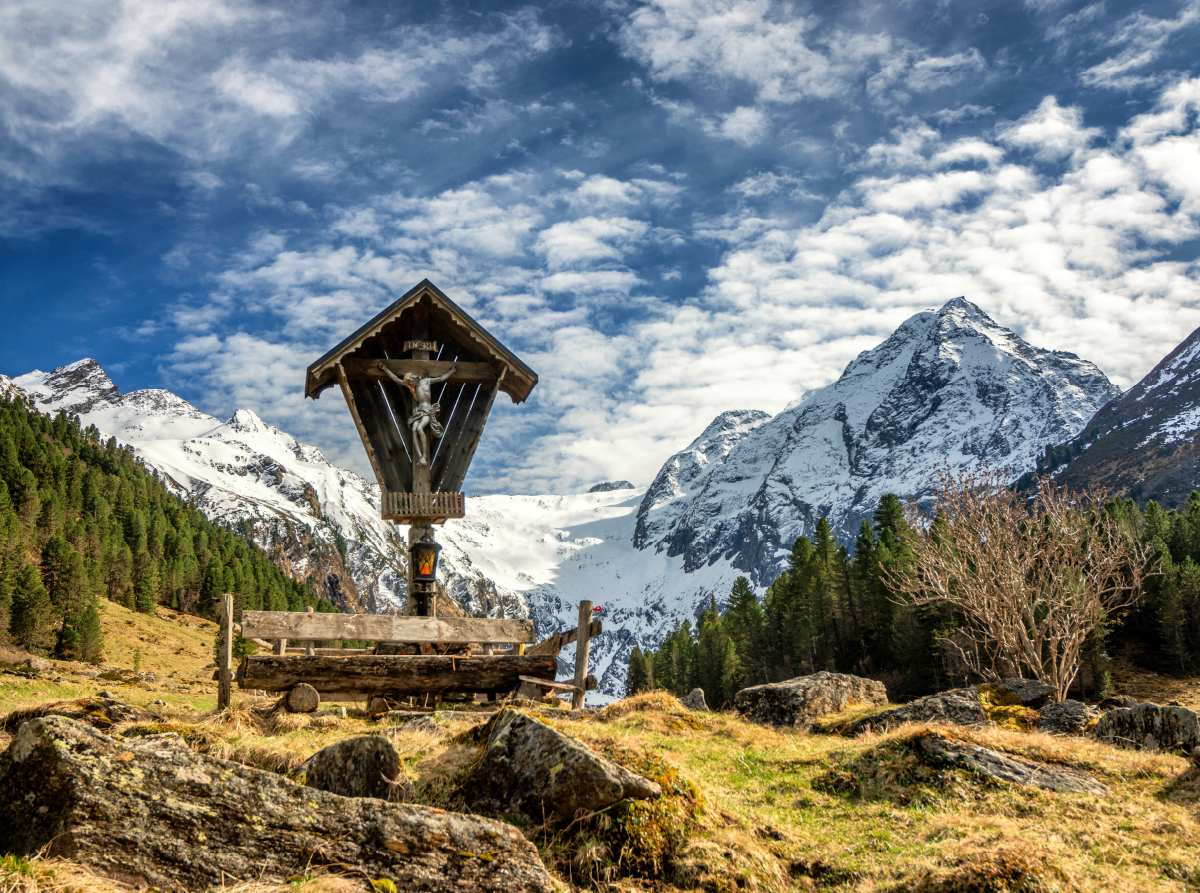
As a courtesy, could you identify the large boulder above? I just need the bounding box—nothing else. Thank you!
[0,716,553,892]
[465,707,660,821]
[843,688,989,736]
[1037,700,1096,736]
[1091,702,1200,753]
[299,735,406,801]
[916,735,1107,796]
[734,672,888,729]
[680,688,709,711]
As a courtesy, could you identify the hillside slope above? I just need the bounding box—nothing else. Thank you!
[1035,324,1200,509]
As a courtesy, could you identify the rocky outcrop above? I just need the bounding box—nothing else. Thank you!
[916,735,1107,796]
[0,716,553,892]
[843,688,988,736]
[735,672,888,729]
[1091,702,1200,753]
[995,678,1055,708]
[680,688,708,711]
[465,708,660,821]
[300,736,405,801]
[1037,700,1096,736]
[0,696,159,734]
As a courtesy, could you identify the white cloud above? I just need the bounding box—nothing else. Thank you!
[997,96,1101,160]
[0,0,560,186]
[1080,0,1200,89]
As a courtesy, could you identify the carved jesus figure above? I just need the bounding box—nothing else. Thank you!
[377,361,458,467]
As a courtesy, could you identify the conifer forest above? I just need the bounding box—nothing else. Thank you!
[0,397,331,662]
[627,489,1200,707]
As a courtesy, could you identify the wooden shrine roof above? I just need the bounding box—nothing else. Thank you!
[304,279,538,403]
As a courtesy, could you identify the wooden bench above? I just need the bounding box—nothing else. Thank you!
[216,595,601,710]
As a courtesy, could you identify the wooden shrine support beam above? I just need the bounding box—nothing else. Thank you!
[240,611,535,645]
[237,654,555,695]
[342,358,498,386]
[217,594,233,711]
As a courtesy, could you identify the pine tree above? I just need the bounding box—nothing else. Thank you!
[10,563,54,654]
[75,599,105,664]
[626,646,650,696]
[724,576,764,685]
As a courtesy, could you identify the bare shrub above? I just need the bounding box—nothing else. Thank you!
[892,468,1148,700]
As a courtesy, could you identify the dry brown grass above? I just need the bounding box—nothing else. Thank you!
[0,853,368,893]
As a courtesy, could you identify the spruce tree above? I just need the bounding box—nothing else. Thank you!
[10,563,54,654]
[75,599,105,664]
[625,646,650,696]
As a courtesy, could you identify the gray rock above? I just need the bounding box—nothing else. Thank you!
[1099,696,1140,710]
[151,699,168,707]
[1,696,159,734]
[843,688,988,736]
[23,657,53,672]
[680,688,709,711]
[916,735,1107,796]
[588,480,635,492]
[465,707,661,821]
[0,716,553,892]
[996,678,1056,707]
[1037,700,1096,736]
[1091,702,1200,753]
[300,736,405,801]
[734,672,888,729]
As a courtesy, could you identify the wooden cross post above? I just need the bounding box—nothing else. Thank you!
[572,600,593,710]
[218,593,233,711]
[304,606,316,656]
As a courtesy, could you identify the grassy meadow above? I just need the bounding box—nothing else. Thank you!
[1,602,1199,893]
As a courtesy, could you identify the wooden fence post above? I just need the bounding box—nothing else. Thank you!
[218,593,233,711]
[304,606,315,656]
[572,600,593,710]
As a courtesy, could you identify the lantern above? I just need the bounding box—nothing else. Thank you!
[411,535,442,583]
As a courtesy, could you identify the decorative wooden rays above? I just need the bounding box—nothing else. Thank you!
[305,279,537,615]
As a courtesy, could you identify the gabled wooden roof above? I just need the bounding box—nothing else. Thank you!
[304,279,538,403]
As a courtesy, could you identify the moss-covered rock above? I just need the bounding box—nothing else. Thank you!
[0,715,553,892]
[734,671,888,729]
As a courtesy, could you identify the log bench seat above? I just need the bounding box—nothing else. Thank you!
[216,596,601,710]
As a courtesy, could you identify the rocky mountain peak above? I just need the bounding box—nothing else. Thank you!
[635,297,1121,584]
[14,358,121,416]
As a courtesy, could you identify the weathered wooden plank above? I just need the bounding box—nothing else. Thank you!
[527,619,603,656]
[343,358,498,385]
[240,611,536,644]
[238,654,555,695]
[572,600,593,710]
[218,594,233,711]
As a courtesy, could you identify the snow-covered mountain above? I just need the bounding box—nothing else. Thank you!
[1039,324,1200,510]
[634,298,1122,585]
[1,296,1125,699]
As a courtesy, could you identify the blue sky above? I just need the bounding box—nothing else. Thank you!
[2,0,1199,494]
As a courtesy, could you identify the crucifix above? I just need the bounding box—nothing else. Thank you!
[305,279,538,617]
[376,360,458,468]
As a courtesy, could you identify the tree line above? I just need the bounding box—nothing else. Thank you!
[0,396,331,663]
[627,479,1200,706]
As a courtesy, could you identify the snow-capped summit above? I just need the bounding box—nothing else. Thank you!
[634,297,1122,584]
